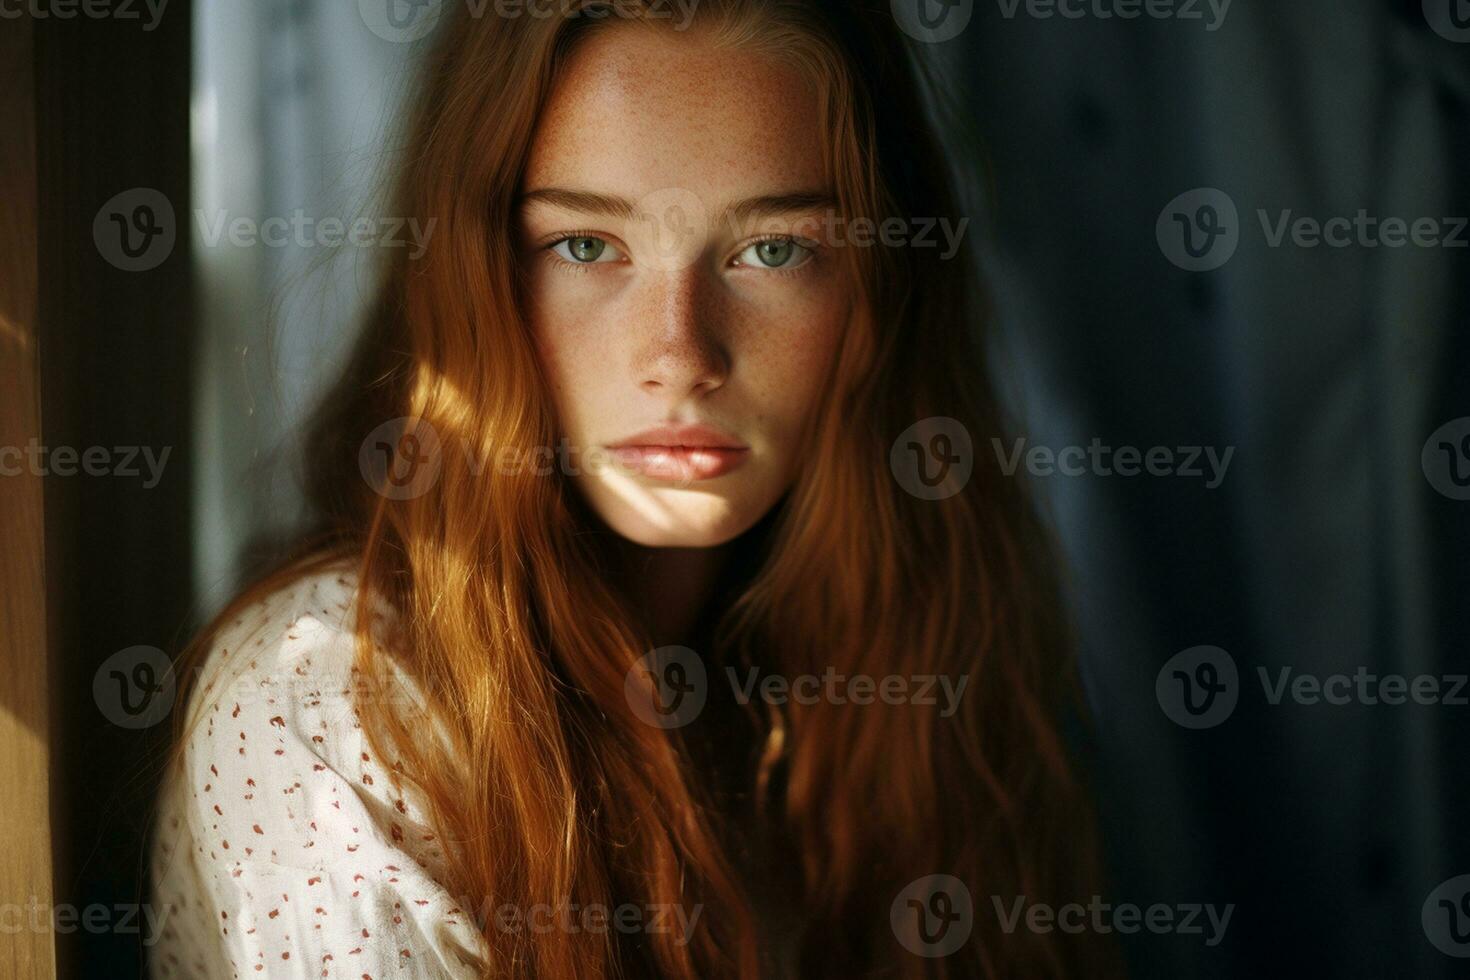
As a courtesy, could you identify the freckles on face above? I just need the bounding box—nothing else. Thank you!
[518,24,850,548]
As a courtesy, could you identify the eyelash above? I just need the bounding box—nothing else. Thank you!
[734,234,820,276]
[537,232,821,276]
[540,230,616,274]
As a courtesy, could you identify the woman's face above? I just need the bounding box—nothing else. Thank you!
[520,24,848,548]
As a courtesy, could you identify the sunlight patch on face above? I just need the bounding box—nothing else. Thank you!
[594,466,737,537]
[598,466,680,533]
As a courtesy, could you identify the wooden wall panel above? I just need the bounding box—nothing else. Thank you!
[0,18,57,980]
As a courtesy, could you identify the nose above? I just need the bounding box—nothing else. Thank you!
[632,269,729,398]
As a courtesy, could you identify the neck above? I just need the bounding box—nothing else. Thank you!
[613,540,734,649]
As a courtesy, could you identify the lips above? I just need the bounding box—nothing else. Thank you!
[606,423,751,482]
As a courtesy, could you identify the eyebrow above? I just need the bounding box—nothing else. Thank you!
[723,192,835,227]
[520,187,837,230]
[520,187,639,220]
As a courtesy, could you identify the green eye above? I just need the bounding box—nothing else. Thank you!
[756,240,793,266]
[552,236,619,264]
[736,237,813,270]
[570,237,604,262]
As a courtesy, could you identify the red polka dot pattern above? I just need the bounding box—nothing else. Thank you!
[148,568,490,978]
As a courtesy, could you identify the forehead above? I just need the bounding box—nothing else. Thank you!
[523,24,828,201]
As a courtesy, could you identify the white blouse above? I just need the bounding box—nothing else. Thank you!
[148,567,491,978]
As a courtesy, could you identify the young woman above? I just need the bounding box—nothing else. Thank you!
[150,1,1123,977]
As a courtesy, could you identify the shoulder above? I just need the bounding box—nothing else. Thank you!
[181,561,427,765]
[164,562,434,862]
[150,563,487,977]
[190,561,380,714]
[170,561,437,846]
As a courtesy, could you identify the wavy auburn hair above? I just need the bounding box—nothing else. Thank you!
[164,1,1124,977]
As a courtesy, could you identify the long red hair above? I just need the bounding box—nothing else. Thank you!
[165,2,1123,977]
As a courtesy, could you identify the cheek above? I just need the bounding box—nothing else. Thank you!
[526,281,618,425]
[730,283,847,437]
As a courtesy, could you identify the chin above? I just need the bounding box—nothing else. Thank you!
[587,485,769,549]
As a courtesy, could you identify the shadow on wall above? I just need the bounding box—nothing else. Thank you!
[926,1,1470,979]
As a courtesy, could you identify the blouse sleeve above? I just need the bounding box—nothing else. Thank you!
[149,573,489,979]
